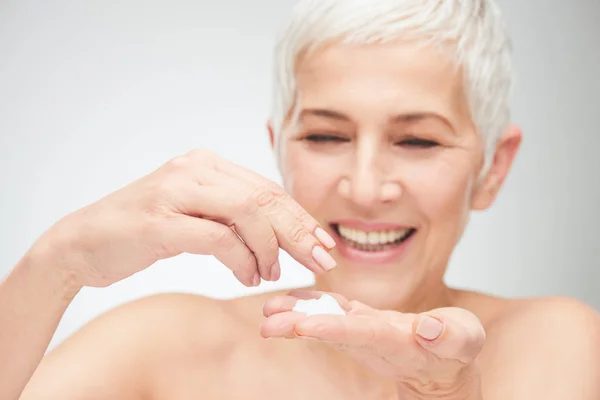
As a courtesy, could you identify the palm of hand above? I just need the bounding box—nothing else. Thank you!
[261,290,485,388]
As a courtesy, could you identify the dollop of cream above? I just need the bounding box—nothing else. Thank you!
[292,294,346,316]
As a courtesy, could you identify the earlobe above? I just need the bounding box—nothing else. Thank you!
[472,125,523,210]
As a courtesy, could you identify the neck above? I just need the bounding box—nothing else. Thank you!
[314,275,454,314]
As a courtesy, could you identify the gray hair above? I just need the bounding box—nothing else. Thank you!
[270,0,514,174]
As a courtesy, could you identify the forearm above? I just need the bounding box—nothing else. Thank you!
[0,239,81,399]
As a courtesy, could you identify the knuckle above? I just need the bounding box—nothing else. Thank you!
[468,326,486,350]
[153,176,176,195]
[290,225,310,245]
[211,227,236,250]
[164,155,192,173]
[188,148,218,165]
[239,193,259,216]
[455,326,486,363]
[188,147,214,158]
[294,208,313,228]
[253,182,285,208]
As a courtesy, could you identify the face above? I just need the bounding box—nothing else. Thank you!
[269,41,521,310]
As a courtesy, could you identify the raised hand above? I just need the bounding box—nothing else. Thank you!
[38,148,337,290]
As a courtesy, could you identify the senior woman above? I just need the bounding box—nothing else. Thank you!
[2,0,600,399]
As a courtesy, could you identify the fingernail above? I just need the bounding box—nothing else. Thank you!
[315,227,336,249]
[270,260,281,281]
[253,272,261,287]
[312,246,337,271]
[416,316,443,341]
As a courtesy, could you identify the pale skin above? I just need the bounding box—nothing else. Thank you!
[1,40,600,400]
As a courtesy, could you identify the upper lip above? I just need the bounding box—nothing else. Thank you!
[331,219,415,231]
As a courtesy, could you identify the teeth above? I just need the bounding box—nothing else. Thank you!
[337,225,410,246]
[356,230,367,243]
[368,232,379,245]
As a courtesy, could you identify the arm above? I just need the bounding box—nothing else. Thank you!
[484,297,600,400]
[19,293,238,399]
[1,148,334,399]
[0,238,81,400]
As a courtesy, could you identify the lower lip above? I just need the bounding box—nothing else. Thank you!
[330,228,416,266]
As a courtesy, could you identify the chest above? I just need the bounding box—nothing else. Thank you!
[162,376,398,400]
[155,349,398,400]
[150,333,502,400]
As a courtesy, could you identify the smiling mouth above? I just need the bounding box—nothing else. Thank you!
[331,224,416,252]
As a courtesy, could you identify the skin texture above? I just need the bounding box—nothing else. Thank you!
[4,41,600,399]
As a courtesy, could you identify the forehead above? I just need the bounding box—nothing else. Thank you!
[294,41,470,124]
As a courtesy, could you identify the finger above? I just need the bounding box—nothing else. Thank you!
[347,300,377,315]
[257,188,337,273]
[294,314,406,350]
[177,185,281,282]
[185,150,338,268]
[260,311,307,339]
[163,216,259,287]
[413,307,486,364]
[171,154,335,277]
[263,295,300,317]
[213,180,335,275]
[224,189,281,281]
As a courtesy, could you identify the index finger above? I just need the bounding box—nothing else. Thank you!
[188,149,337,273]
[250,181,337,273]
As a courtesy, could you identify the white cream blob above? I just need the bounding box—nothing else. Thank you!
[292,294,346,316]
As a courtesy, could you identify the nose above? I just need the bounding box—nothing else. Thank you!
[337,138,401,207]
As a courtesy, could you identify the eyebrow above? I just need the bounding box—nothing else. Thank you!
[299,108,351,122]
[298,108,455,131]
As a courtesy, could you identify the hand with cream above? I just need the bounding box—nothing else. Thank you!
[262,290,486,399]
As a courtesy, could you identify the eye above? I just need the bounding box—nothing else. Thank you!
[397,137,439,148]
[304,134,349,143]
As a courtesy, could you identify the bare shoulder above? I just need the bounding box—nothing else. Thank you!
[453,289,600,339]
[481,296,600,399]
[22,292,257,399]
[88,292,263,366]
[490,296,600,345]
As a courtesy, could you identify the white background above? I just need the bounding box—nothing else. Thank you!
[1,0,598,350]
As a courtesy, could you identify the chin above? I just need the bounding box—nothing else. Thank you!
[313,220,448,311]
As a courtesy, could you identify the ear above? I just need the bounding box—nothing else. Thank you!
[267,120,275,149]
[472,125,522,210]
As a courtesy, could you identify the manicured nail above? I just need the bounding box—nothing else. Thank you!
[253,272,261,287]
[416,316,443,341]
[315,227,336,249]
[312,246,337,271]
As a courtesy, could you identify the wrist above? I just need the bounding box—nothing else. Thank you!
[396,365,482,400]
[20,228,84,302]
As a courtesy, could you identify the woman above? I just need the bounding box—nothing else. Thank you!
[3,0,600,399]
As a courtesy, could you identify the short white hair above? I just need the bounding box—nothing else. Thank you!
[270,0,514,173]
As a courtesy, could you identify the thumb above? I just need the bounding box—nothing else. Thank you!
[412,307,486,364]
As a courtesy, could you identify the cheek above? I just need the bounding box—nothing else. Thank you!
[402,153,475,224]
[281,146,338,214]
